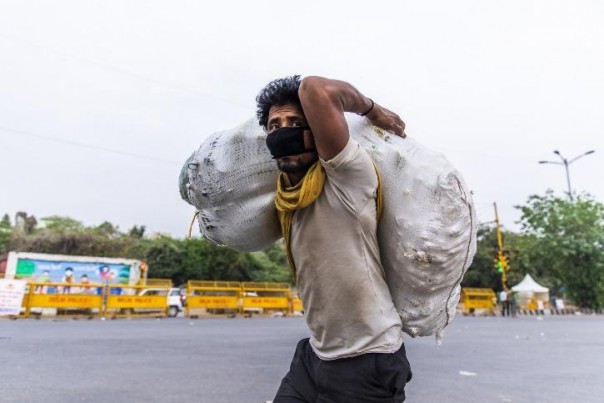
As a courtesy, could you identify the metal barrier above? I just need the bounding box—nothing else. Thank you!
[23,281,104,317]
[186,281,241,316]
[145,278,173,287]
[13,280,300,319]
[185,281,295,317]
[291,296,304,314]
[104,283,172,318]
[241,282,291,315]
[18,280,174,318]
[461,288,496,315]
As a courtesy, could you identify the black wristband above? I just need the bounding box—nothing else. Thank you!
[359,98,374,117]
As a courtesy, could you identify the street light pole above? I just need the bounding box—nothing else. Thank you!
[552,150,574,200]
[538,149,595,201]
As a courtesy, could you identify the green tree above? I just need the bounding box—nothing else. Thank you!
[10,216,136,258]
[40,216,85,232]
[517,191,604,309]
[248,242,292,283]
[463,227,504,290]
[463,227,539,291]
[128,225,146,239]
[94,221,120,238]
[190,242,258,282]
[15,212,37,235]
[144,236,184,282]
[143,237,273,286]
[0,213,12,254]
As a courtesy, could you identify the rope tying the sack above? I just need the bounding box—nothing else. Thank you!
[188,210,200,239]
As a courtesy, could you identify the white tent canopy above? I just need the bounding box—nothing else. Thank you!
[511,274,550,309]
[511,274,549,293]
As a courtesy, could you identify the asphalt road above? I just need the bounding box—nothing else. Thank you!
[1,314,603,403]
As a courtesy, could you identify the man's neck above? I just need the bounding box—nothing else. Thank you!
[287,172,305,186]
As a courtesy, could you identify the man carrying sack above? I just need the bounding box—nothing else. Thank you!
[257,75,412,402]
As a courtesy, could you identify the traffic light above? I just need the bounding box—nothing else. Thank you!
[502,256,510,272]
[494,256,510,273]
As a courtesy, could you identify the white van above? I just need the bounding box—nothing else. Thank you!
[137,287,184,317]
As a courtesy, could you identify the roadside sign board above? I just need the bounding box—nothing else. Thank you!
[0,279,27,315]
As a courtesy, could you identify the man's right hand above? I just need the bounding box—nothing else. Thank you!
[299,76,407,160]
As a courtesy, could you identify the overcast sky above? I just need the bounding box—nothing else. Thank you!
[1,0,602,238]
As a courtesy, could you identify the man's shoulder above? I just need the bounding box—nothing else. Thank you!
[321,138,373,173]
[318,138,378,203]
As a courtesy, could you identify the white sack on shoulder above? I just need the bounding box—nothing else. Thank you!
[346,116,477,338]
[180,115,477,338]
[180,118,281,252]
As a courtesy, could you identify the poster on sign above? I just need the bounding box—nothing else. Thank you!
[0,279,27,316]
[14,258,131,286]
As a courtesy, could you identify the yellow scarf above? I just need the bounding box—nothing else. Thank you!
[274,161,384,279]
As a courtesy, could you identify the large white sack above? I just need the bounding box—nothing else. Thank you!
[347,117,477,338]
[180,118,282,251]
[180,115,477,338]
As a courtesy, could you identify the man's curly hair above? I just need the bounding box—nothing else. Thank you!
[256,75,302,128]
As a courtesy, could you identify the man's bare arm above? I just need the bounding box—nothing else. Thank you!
[298,76,406,161]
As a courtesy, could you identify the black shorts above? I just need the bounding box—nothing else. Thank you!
[274,338,412,403]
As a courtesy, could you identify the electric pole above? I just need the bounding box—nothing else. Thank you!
[493,202,509,291]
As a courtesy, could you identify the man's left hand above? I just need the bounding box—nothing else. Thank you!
[366,104,406,138]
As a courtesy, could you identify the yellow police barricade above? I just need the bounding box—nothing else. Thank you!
[104,282,172,318]
[460,288,496,316]
[24,281,104,318]
[241,282,291,316]
[291,296,304,315]
[186,281,241,317]
[145,278,173,287]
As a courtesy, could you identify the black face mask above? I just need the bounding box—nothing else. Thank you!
[266,126,315,159]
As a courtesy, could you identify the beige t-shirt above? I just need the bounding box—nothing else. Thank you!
[291,138,403,360]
